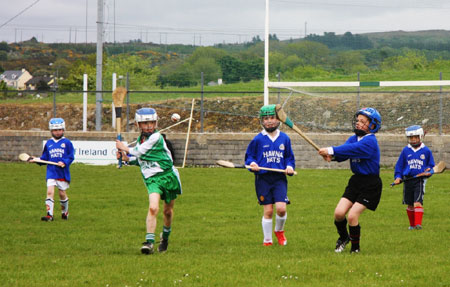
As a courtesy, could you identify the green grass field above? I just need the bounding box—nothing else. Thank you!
[0,163,449,287]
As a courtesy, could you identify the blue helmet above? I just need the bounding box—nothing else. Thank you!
[405,125,424,141]
[355,107,381,133]
[135,108,158,123]
[49,118,65,130]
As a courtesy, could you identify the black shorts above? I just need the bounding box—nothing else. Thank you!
[342,174,382,211]
[403,177,426,205]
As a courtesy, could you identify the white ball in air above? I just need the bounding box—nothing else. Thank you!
[171,113,181,122]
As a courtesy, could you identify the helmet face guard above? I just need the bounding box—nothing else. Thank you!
[353,107,381,134]
[49,118,65,130]
[259,104,279,132]
[135,108,158,123]
[405,125,424,147]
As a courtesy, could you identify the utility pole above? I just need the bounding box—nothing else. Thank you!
[95,0,104,131]
[85,0,88,45]
[304,21,307,38]
[114,0,116,44]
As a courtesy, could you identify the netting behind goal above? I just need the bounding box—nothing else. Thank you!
[269,87,449,134]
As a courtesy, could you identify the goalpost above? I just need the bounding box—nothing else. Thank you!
[263,0,450,97]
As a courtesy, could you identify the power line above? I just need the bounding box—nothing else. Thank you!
[0,0,42,30]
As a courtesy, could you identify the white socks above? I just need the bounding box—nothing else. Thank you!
[275,213,287,232]
[45,198,54,217]
[262,217,273,243]
[60,198,69,214]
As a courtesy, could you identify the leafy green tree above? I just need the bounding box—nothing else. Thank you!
[241,58,263,82]
[381,51,427,71]
[0,41,10,52]
[281,41,329,67]
[269,52,285,75]
[190,57,222,83]
[59,61,96,90]
[218,55,243,83]
[186,47,227,64]
[0,51,7,61]
[280,55,303,73]
[289,65,330,80]
[158,59,195,87]
[104,54,159,89]
[330,51,368,74]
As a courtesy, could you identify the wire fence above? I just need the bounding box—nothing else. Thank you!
[0,89,448,135]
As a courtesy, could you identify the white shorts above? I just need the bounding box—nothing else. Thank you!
[47,179,70,191]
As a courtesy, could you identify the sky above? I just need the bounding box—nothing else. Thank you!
[0,0,449,46]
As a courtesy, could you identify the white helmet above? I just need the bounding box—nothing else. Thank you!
[405,125,424,141]
[49,118,65,130]
[135,108,158,123]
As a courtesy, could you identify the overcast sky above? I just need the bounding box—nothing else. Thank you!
[0,0,449,46]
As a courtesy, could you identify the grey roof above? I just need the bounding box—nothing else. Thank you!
[1,70,24,81]
[26,76,52,85]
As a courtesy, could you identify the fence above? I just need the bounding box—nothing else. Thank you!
[0,88,448,135]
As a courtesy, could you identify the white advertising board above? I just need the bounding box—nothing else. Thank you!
[43,140,127,165]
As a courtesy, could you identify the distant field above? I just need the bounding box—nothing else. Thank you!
[0,163,449,286]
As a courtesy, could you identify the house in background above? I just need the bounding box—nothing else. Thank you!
[0,69,33,90]
[25,76,54,90]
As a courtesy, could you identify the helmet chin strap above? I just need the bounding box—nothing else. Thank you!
[353,129,367,137]
[141,131,153,138]
[52,132,63,140]
[263,122,280,133]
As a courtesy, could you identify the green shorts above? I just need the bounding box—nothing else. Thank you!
[144,169,182,204]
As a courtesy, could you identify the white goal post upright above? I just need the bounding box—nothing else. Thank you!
[264,0,270,105]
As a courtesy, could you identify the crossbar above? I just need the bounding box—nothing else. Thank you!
[269,80,450,88]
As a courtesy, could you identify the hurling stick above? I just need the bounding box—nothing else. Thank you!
[390,161,446,187]
[216,160,297,175]
[19,153,60,166]
[275,104,320,151]
[112,87,127,168]
[127,118,190,147]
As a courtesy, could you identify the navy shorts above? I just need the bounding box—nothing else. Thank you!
[403,177,426,205]
[254,172,290,205]
[342,174,382,211]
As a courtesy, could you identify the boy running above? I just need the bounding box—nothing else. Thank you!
[116,108,182,254]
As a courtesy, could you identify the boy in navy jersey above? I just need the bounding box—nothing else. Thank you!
[31,118,74,221]
[393,125,435,230]
[245,105,296,246]
[318,107,382,253]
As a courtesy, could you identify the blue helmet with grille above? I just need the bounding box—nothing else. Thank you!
[405,125,424,147]
[135,108,158,123]
[49,118,65,130]
[355,107,381,133]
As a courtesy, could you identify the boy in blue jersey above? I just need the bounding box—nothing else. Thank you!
[393,125,435,230]
[318,107,382,253]
[245,105,296,246]
[30,118,75,221]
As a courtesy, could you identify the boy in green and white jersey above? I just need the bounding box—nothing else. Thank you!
[116,108,182,254]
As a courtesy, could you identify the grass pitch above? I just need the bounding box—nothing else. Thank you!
[0,163,449,286]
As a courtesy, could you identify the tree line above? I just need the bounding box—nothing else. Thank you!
[1,30,450,91]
